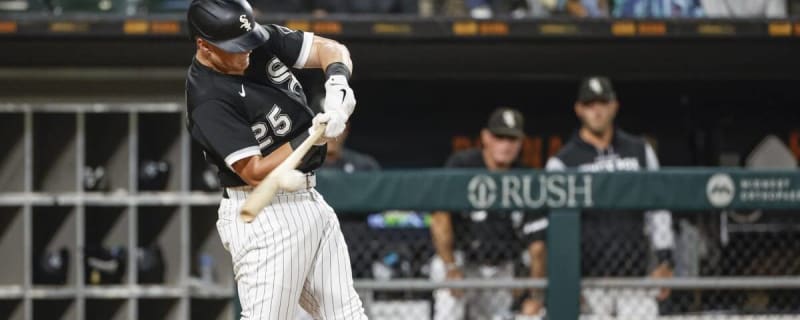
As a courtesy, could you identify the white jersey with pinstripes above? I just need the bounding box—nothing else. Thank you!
[217,186,367,319]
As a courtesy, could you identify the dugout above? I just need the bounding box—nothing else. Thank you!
[0,16,799,320]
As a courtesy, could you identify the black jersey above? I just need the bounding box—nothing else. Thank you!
[186,24,325,187]
[545,128,658,172]
[546,129,673,276]
[445,148,535,265]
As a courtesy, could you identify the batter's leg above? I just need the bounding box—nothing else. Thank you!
[299,278,322,319]
[306,192,367,320]
[228,192,326,320]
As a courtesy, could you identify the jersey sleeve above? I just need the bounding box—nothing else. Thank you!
[191,100,260,169]
[263,24,315,69]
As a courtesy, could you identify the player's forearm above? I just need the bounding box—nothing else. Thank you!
[528,242,545,279]
[309,36,352,72]
[233,143,293,186]
[430,211,456,264]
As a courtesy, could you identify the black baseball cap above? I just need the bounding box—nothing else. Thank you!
[486,107,525,138]
[577,76,616,103]
[187,0,269,53]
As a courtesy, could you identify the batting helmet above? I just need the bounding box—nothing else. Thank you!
[187,0,269,53]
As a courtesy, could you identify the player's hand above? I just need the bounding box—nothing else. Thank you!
[521,298,544,315]
[311,111,346,140]
[275,169,305,192]
[323,75,355,117]
[650,262,673,301]
[309,113,333,144]
[321,74,354,138]
[445,267,464,298]
[313,110,346,139]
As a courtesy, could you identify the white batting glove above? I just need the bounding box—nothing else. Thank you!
[315,110,346,139]
[276,169,305,192]
[322,75,355,136]
[308,113,334,145]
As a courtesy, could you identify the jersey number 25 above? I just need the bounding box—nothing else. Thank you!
[251,104,292,150]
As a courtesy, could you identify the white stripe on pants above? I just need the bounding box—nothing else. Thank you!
[216,188,367,320]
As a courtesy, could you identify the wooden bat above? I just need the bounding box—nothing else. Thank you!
[239,123,327,223]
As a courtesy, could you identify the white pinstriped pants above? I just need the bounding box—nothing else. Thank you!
[216,187,367,320]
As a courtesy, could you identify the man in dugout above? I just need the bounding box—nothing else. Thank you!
[430,107,545,319]
[545,76,676,316]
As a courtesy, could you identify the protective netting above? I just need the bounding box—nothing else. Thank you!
[339,210,800,319]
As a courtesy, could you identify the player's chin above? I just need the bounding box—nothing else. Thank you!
[588,122,608,134]
[495,153,516,166]
[232,60,250,73]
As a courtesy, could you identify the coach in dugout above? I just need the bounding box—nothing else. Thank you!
[545,76,676,316]
[430,107,545,319]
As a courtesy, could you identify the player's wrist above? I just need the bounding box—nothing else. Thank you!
[325,62,351,82]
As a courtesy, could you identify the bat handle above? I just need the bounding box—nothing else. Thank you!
[238,122,328,223]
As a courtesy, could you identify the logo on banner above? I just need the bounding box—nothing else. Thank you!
[468,175,497,209]
[706,173,735,208]
[467,174,593,209]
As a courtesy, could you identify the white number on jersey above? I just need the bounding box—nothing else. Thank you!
[251,104,292,149]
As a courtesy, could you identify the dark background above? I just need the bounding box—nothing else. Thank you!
[3,35,799,168]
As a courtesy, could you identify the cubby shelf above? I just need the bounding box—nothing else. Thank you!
[0,103,234,320]
[0,285,24,299]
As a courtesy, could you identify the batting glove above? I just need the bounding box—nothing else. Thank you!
[306,113,336,144]
[322,75,355,136]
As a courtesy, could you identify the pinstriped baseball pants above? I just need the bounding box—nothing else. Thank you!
[216,188,367,320]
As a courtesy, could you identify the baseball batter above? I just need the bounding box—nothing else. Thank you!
[184,0,366,319]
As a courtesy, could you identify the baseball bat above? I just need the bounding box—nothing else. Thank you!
[239,122,327,223]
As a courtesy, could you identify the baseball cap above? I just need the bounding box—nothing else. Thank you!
[486,107,525,138]
[187,0,270,53]
[577,76,616,103]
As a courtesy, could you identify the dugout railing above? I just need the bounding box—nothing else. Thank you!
[311,169,800,319]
